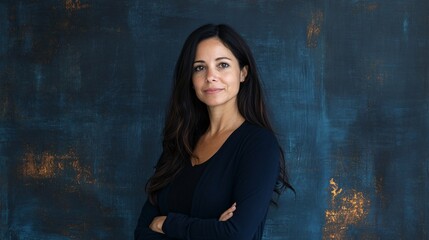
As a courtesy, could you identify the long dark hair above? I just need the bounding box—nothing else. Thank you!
[146,24,293,204]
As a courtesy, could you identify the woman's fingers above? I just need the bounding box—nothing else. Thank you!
[218,202,237,221]
[149,216,167,234]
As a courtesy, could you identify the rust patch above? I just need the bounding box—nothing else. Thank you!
[306,10,324,48]
[21,148,94,184]
[365,3,378,11]
[353,2,379,13]
[323,179,370,239]
[365,61,387,87]
[375,176,387,208]
[65,0,90,12]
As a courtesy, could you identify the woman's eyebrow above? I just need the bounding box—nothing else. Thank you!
[193,57,232,64]
[215,57,232,61]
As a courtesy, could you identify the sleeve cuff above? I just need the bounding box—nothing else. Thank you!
[163,212,196,239]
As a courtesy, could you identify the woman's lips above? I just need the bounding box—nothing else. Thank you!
[203,88,223,94]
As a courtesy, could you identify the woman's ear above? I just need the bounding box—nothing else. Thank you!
[240,65,248,82]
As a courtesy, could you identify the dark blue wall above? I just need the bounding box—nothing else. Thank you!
[1,0,428,239]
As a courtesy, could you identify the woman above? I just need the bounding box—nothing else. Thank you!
[135,24,293,240]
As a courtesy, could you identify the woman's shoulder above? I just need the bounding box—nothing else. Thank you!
[234,121,281,166]
[238,121,278,144]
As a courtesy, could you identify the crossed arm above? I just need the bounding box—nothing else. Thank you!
[149,203,237,234]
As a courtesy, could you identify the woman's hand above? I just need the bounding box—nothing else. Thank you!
[149,216,167,234]
[218,202,237,221]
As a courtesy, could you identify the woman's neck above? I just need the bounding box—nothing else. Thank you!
[206,105,245,136]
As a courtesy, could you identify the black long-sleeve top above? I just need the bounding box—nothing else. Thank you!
[135,121,280,240]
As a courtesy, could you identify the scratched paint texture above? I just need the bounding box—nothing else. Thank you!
[0,0,428,239]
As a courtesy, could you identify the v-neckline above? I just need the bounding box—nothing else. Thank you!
[191,121,247,167]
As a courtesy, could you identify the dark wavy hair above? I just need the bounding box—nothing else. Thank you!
[146,24,294,204]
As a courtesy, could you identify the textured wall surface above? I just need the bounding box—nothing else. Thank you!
[1,0,428,239]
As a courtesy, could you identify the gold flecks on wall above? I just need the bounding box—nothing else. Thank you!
[323,178,370,239]
[306,10,324,48]
[65,0,90,12]
[329,178,343,201]
[21,147,95,184]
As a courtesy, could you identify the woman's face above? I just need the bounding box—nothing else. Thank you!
[192,37,248,109]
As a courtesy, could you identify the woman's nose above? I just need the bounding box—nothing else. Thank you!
[206,67,217,82]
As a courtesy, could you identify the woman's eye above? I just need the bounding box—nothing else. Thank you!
[219,63,230,68]
[193,65,205,72]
